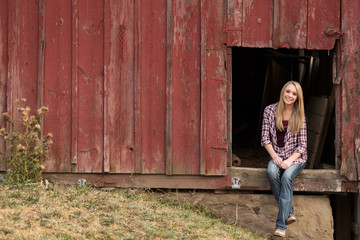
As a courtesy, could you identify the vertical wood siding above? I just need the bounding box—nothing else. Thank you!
[200,0,228,175]
[226,0,242,46]
[307,0,340,49]
[339,0,360,181]
[0,0,8,171]
[74,0,105,173]
[166,0,201,175]
[227,0,341,50]
[8,0,39,124]
[104,0,135,174]
[274,0,308,49]
[242,0,273,47]
[42,0,72,172]
[138,0,167,174]
[0,0,357,179]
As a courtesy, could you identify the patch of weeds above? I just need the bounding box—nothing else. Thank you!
[40,210,61,219]
[9,191,22,199]
[11,213,21,222]
[193,202,217,218]
[98,229,112,240]
[0,99,53,185]
[84,232,96,239]
[0,199,17,208]
[47,188,61,198]
[74,184,95,195]
[114,231,125,238]
[106,203,120,212]
[99,213,115,226]
[0,228,12,235]
[25,194,40,204]
[82,200,97,210]
[56,232,74,240]
[40,219,52,229]
[163,230,176,239]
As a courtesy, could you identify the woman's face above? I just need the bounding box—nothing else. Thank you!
[282,84,298,106]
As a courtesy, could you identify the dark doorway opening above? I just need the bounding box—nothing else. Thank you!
[231,47,335,169]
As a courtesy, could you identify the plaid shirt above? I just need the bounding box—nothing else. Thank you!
[261,103,307,165]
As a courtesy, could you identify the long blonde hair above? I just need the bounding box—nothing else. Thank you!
[275,81,305,134]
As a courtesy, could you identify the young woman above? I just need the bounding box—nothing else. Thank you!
[261,81,307,238]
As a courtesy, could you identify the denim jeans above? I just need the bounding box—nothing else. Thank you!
[267,159,306,230]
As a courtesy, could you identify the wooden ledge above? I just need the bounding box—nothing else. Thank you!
[42,168,358,193]
[229,167,358,193]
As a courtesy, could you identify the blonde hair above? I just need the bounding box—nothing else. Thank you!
[275,81,305,134]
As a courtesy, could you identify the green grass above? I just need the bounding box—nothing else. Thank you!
[0,184,270,240]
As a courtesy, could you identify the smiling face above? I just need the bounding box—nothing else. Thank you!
[282,83,298,106]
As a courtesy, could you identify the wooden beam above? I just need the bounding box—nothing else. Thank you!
[230,167,358,193]
[43,167,357,193]
[43,173,231,190]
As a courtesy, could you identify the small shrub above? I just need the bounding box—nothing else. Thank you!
[0,98,53,185]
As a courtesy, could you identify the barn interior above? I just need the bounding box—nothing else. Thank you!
[231,47,335,169]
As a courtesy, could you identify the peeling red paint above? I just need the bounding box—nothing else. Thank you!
[0,0,358,184]
[0,0,7,171]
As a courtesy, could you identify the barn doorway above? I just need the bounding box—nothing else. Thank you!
[231,47,336,169]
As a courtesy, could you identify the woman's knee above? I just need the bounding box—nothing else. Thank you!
[282,164,304,183]
[281,172,294,184]
[267,161,279,179]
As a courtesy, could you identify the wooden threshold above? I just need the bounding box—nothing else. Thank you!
[43,172,231,190]
[230,167,358,193]
[42,167,357,193]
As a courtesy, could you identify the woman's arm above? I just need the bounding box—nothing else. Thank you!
[264,144,282,167]
[281,152,301,169]
[282,118,307,169]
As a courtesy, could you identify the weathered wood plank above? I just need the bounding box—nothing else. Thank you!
[42,0,72,172]
[226,48,232,167]
[226,0,242,46]
[44,173,230,190]
[166,0,201,175]
[71,0,79,172]
[0,0,8,171]
[139,0,167,174]
[8,0,39,123]
[165,0,173,175]
[307,131,318,153]
[306,96,328,168]
[274,0,307,49]
[134,0,141,174]
[201,0,228,176]
[43,167,357,193]
[104,0,135,173]
[75,0,104,173]
[306,96,328,116]
[307,0,340,50]
[340,0,360,181]
[201,51,228,176]
[307,112,327,134]
[242,0,273,47]
[230,167,357,193]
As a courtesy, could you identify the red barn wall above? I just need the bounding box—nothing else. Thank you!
[0,0,358,181]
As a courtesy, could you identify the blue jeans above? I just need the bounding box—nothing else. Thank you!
[267,160,306,230]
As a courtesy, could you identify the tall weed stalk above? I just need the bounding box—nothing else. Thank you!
[0,98,53,185]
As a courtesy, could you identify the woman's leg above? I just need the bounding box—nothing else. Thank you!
[275,163,306,230]
[267,160,281,203]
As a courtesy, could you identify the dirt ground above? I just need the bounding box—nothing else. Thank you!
[162,191,334,240]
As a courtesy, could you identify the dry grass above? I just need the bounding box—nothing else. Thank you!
[0,184,270,240]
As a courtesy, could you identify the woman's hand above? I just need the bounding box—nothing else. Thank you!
[273,156,283,167]
[281,159,292,169]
